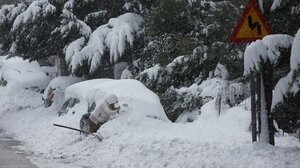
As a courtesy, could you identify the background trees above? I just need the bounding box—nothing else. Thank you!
[0,0,299,125]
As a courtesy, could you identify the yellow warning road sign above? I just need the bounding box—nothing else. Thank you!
[229,0,272,43]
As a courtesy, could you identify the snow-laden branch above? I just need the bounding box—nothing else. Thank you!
[11,0,56,32]
[243,34,294,75]
[291,30,300,71]
[53,9,91,38]
[270,0,282,11]
[0,3,27,25]
[272,29,300,109]
[140,64,163,80]
[66,13,143,72]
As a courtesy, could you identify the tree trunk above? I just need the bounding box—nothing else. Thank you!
[60,56,70,76]
[55,55,70,76]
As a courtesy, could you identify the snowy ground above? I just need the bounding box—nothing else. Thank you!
[0,82,300,168]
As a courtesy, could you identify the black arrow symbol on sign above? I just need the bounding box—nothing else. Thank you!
[248,15,262,35]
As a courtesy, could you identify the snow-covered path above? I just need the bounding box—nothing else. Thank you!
[0,132,38,168]
[0,86,300,168]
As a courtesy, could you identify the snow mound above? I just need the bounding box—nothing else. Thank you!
[64,78,169,122]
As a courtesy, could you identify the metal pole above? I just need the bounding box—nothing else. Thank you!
[250,74,257,142]
[256,73,261,140]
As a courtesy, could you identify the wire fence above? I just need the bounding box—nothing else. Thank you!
[215,82,251,115]
[215,83,300,142]
[288,131,300,142]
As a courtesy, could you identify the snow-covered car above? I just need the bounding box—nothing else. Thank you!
[0,56,51,92]
[43,76,83,107]
[58,79,169,122]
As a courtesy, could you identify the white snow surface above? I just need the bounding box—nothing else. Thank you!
[0,78,299,168]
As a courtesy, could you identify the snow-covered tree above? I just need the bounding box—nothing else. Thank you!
[271,30,300,134]
[267,0,300,35]
[9,0,58,61]
[0,2,27,54]
[65,12,143,74]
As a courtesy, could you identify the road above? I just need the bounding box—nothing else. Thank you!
[0,134,38,168]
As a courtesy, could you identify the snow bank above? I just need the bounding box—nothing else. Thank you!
[0,77,300,167]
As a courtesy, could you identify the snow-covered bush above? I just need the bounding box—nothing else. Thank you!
[272,93,300,133]
[137,51,228,121]
[160,85,203,122]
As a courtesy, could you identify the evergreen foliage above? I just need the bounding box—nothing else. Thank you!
[1,0,298,122]
[273,93,300,133]
[267,0,300,132]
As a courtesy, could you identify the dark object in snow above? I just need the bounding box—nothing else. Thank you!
[53,124,103,142]
[58,97,80,116]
